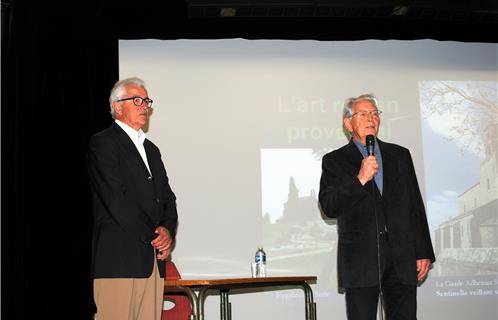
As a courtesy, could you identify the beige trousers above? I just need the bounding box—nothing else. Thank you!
[94,260,163,320]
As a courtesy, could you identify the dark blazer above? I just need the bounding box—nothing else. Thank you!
[319,139,435,288]
[86,122,178,279]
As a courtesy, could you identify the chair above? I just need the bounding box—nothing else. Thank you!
[162,261,192,320]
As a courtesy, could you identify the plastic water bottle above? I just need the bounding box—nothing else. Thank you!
[255,247,266,277]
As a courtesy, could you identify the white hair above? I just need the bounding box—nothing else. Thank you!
[343,93,379,119]
[109,77,147,119]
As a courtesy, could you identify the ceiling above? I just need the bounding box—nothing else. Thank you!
[3,0,497,42]
[186,0,498,23]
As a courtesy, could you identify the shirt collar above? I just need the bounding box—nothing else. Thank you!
[115,120,146,145]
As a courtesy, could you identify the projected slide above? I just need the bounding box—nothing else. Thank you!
[119,39,497,320]
[419,81,497,299]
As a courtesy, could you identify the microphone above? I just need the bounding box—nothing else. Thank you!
[366,135,375,156]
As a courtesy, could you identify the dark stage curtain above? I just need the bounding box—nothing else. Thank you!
[2,1,117,319]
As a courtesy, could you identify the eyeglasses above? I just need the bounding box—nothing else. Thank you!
[351,110,382,119]
[117,96,153,108]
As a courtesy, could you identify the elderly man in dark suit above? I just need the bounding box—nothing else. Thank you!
[319,94,435,320]
[86,77,178,320]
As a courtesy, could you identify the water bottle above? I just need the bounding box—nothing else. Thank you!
[255,247,267,277]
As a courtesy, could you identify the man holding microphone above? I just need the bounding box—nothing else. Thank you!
[319,94,435,320]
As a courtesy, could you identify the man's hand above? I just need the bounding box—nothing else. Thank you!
[357,155,378,186]
[151,226,173,261]
[417,259,431,282]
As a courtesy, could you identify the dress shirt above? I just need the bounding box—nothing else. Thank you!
[115,120,151,175]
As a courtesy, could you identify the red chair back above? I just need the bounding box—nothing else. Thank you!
[162,261,192,320]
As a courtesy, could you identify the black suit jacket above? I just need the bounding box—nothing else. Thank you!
[319,139,435,288]
[86,122,178,278]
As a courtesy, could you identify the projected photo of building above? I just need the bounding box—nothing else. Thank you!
[261,149,338,287]
[434,123,497,276]
[419,80,498,277]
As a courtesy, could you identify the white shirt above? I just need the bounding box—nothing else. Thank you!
[115,120,151,175]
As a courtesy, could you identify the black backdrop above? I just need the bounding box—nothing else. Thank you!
[2,1,497,319]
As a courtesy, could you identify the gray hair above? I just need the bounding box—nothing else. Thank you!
[109,77,147,119]
[342,93,379,119]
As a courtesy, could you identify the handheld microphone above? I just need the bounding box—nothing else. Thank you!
[366,135,375,156]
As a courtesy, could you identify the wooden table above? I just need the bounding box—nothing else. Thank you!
[164,276,317,320]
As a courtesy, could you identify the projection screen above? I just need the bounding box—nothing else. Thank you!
[119,39,497,320]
